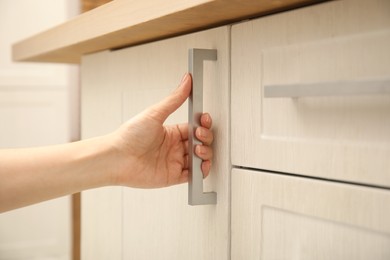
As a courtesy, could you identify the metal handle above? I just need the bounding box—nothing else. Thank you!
[264,79,390,98]
[188,48,217,206]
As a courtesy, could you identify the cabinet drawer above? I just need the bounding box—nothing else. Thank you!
[231,0,390,187]
[232,168,390,260]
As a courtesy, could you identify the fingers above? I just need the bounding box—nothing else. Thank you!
[182,145,212,169]
[196,145,213,179]
[177,116,213,144]
[177,160,210,185]
[145,73,192,123]
[195,126,213,146]
[196,113,213,146]
[193,113,213,179]
[195,145,213,160]
[200,113,212,129]
[175,158,210,185]
[196,113,212,179]
[180,144,212,183]
[201,161,211,178]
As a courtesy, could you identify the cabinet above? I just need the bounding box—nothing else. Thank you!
[81,27,230,259]
[80,0,390,259]
[231,169,390,260]
[231,0,390,187]
[230,1,390,259]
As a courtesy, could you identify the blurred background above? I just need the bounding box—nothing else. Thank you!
[0,1,109,259]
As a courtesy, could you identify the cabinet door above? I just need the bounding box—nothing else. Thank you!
[232,168,390,260]
[231,0,390,187]
[107,26,229,259]
[80,51,123,260]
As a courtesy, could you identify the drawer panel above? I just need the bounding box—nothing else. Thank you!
[231,168,390,260]
[231,0,390,187]
[262,31,390,143]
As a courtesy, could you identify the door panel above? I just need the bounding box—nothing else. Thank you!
[81,50,123,260]
[232,169,390,260]
[109,26,230,260]
[231,0,390,187]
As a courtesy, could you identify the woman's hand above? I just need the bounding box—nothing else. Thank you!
[110,73,214,188]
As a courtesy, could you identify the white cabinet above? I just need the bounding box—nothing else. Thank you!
[231,0,390,187]
[81,27,230,259]
[80,0,390,259]
[230,0,390,259]
[231,168,390,260]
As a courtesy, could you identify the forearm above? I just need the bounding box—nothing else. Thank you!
[0,74,214,212]
[0,135,117,212]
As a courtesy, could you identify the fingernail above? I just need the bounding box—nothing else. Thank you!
[205,114,211,124]
[198,128,205,138]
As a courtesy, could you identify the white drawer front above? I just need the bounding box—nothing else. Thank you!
[231,169,390,260]
[262,31,390,143]
[231,0,390,187]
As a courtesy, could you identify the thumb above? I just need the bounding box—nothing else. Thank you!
[145,73,192,123]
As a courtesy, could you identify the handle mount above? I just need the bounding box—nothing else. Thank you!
[188,48,217,206]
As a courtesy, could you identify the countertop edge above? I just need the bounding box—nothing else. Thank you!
[12,0,322,64]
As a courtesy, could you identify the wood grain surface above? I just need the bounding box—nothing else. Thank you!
[82,0,112,12]
[12,0,322,63]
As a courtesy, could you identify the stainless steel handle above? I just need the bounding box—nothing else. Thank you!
[188,48,217,206]
[264,79,390,98]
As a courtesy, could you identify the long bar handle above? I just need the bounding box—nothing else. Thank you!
[188,48,217,206]
[264,79,390,98]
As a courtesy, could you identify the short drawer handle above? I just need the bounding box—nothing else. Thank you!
[188,48,217,206]
[264,79,390,98]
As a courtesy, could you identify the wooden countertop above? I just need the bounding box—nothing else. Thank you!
[12,0,322,64]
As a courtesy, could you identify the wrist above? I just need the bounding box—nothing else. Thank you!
[99,132,138,187]
[94,134,124,187]
[72,135,122,189]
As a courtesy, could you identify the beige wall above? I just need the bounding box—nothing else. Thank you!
[0,1,80,259]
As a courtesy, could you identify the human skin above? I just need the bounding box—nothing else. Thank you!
[0,73,214,212]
